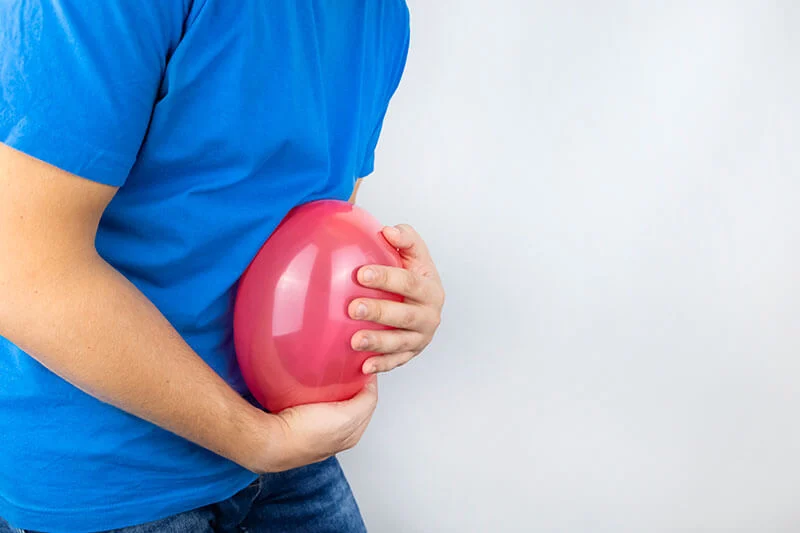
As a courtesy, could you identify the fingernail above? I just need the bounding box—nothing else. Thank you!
[359,337,370,349]
[362,269,376,283]
[385,226,400,236]
[355,303,368,318]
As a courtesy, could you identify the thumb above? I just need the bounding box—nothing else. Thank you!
[338,377,378,415]
[382,224,432,263]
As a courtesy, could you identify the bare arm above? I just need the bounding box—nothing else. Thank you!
[349,178,363,204]
[0,145,377,473]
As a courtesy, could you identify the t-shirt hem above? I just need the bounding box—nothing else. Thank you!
[357,156,375,178]
[0,470,258,533]
[0,109,133,187]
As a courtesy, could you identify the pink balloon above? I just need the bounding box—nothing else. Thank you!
[233,200,402,412]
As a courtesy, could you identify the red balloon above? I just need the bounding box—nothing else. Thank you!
[233,199,402,412]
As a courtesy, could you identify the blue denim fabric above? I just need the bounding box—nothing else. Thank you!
[0,457,366,533]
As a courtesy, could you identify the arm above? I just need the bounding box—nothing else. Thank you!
[0,144,377,472]
[0,144,274,469]
[349,178,363,204]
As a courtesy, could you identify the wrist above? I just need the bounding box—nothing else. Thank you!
[235,406,290,474]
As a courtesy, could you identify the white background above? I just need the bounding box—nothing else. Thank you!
[342,1,800,532]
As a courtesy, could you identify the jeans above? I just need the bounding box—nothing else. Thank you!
[0,457,366,533]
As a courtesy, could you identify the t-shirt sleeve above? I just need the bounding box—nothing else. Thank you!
[358,4,411,178]
[0,1,183,186]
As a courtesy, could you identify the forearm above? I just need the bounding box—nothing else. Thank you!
[0,251,275,472]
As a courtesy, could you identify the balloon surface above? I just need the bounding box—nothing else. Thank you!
[234,199,402,412]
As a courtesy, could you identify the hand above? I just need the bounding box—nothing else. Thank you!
[349,224,445,374]
[254,378,379,473]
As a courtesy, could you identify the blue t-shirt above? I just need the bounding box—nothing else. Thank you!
[0,1,409,531]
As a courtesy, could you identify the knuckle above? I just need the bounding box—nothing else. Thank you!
[371,302,382,322]
[393,338,408,353]
[377,267,390,285]
[368,335,381,352]
[422,284,437,304]
[404,273,420,294]
[403,334,420,352]
[400,308,417,329]
[420,286,441,307]
[396,353,415,368]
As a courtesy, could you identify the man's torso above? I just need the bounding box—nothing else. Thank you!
[0,1,409,531]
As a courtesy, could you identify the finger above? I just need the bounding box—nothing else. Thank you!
[351,328,426,354]
[382,224,432,263]
[358,265,433,302]
[349,298,435,331]
[362,352,416,374]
